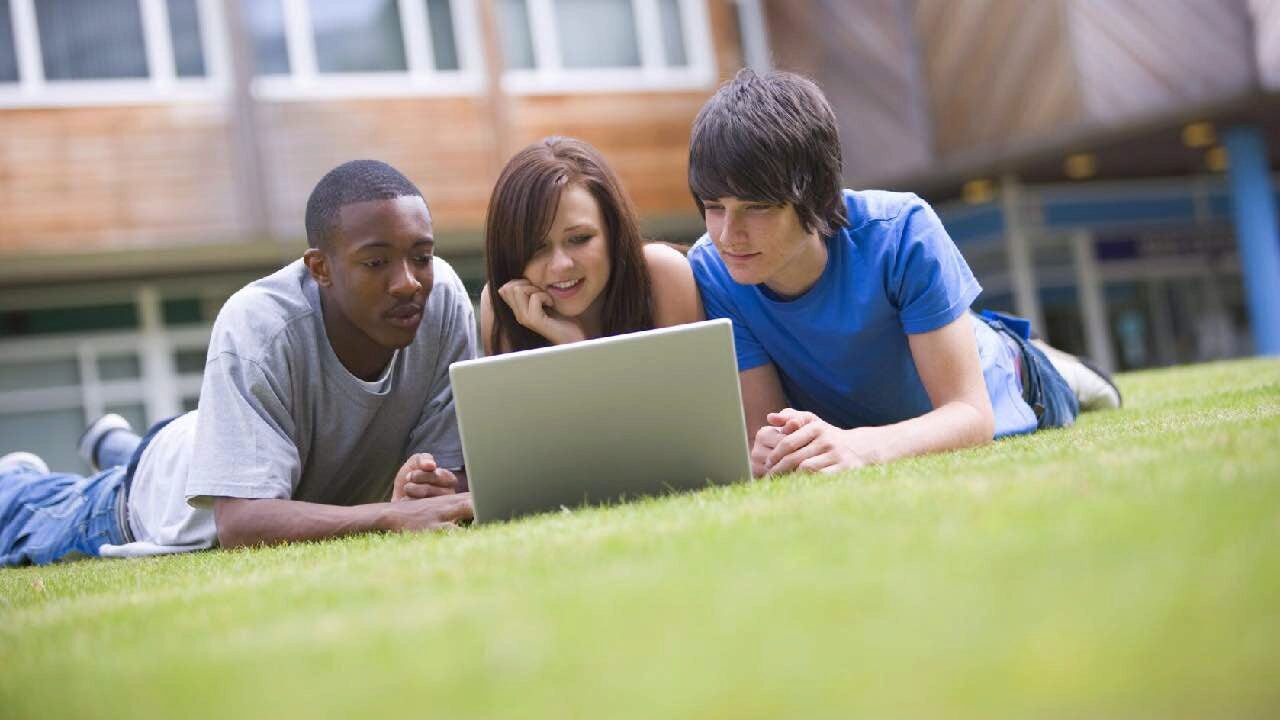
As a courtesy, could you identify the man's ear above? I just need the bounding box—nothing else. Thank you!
[303,248,333,288]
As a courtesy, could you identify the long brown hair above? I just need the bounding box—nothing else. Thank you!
[485,136,653,353]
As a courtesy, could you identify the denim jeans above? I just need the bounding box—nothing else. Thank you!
[0,427,144,566]
[979,310,1080,430]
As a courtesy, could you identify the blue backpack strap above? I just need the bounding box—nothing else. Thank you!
[979,309,1033,340]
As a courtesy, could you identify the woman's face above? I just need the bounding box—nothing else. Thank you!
[522,183,611,319]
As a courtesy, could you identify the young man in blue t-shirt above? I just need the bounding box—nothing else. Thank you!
[686,70,1119,477]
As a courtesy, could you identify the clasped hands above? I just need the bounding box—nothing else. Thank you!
[751,409,878,477]
[391,453,459,501]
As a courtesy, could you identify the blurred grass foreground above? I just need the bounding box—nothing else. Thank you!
[2,358,1278,719]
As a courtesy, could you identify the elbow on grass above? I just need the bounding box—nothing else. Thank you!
[212,497,260,549]
[974,406,996,447]
[213,519,252,550]
[963,399,997,449]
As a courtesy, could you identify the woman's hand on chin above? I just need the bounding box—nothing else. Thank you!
[498,279,588,345]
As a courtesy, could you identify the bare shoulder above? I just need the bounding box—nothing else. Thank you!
[644,242,704,327]
[643,240,688,267]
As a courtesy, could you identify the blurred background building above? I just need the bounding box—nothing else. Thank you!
[1,0,1278,471]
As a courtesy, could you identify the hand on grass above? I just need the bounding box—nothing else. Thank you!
[392,453,458,501]
[382,492,474,532]
[498,279,587,346]
[758,409,876,475]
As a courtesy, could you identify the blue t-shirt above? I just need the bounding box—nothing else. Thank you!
[689,189,1037,438]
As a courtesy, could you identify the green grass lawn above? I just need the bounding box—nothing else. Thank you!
[2,358,1278,719]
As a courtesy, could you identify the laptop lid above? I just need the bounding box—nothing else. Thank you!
[449,319,751,523]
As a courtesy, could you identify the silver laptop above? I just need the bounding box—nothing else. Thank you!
[449,318,752,523]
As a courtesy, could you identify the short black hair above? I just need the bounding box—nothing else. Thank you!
[688,69,847,237]
[304,159,426,249]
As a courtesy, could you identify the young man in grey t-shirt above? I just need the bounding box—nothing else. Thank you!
[0,160,476,565]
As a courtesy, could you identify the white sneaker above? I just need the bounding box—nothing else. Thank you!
[77,413,134,471]
[1031,340,1122,411]
[0,451,50,476]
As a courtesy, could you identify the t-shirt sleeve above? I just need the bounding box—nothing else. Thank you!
[186,351,300,505]
[406,286,478,470]
[888,198,983,335]
[690,245,770,372]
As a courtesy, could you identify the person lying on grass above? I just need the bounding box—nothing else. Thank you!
[685,70,1121,478]
[478,136,703,355]
[0,160,475,566]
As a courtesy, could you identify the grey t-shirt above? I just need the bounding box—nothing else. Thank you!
[115,257,477,555]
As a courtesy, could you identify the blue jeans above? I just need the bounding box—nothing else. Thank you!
[0,426,148,566]
[979,310,1080,430]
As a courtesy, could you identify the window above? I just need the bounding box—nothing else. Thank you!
[554,0,639,68]
[0,357,79,392]
[0,409,89,474]
[496,0,712,92]
[0,286,216,473]
[425,0,458,70]
[1,1,20,82]
[311,0,407,73]
[0,0,710,104]
[98,354,142,381]
[167,0,206,77]
[1,303,138,338]
[242,0,289,75]
[35,0,149,80]
[242,0,710,97]
[657,0,686,67]
[0,338,196,475]
[495,0,534,69]
[244,0,479,98]
[0,0,221,106]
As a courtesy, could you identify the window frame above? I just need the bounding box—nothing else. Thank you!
[501,0,715,94]
[0,0,716,107]
[252,0,485,100]
[0,284,220,467]
[0,0,228,107]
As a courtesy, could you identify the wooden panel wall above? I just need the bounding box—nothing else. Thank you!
[509,92,713,216]
[255,96,495,241]
[1068,0,1256,122]
[0,104,239,252]
[254,90,713,250]
[0,89,715,259]
[764,0,932,183]
[915,0,1083,156]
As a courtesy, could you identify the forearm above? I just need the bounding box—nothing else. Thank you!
[213,498,395,549]
[889,312,995,463]
[861,399,994,464]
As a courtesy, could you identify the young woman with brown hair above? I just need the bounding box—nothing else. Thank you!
[481,136,702,354]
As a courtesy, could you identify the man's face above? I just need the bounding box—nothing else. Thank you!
[312,195,435,355]
[701,197,815,287]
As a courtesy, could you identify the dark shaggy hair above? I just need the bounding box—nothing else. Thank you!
[305,159,425,250]
[688,69,848,237]
[484,136,653,353]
